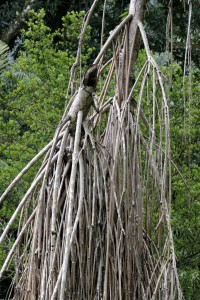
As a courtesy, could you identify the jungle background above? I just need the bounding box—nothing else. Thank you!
[0,0,199,299]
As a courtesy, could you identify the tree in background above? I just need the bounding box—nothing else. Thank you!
[0,8,93,297]
[0,0,199,299]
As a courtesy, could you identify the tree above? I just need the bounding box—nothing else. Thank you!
[0,0,199,298]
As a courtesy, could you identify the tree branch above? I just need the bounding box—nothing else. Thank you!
[0,0,36,44]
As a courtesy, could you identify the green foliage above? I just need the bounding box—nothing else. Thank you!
[179,268,200,300]
[0,9,93,220]
[0,12,94,293]
[0,40,9,72]
[169,66,200,300]
[61,10,94,58]
[134,50,200,299]
[0,0,25,33]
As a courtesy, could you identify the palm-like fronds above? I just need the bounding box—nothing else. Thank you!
[0,40,9,72]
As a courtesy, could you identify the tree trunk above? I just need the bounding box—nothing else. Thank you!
[127,0,145,93]
[0,0,36,44]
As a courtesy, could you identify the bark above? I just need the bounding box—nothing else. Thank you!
[0,0,36,44]
[128,0,145,65]
[127,0,146,92]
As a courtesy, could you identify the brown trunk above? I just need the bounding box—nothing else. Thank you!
[0,0,36,44]
[126,0,146,94]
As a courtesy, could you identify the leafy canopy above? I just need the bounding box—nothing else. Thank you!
[0,8,93,225]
